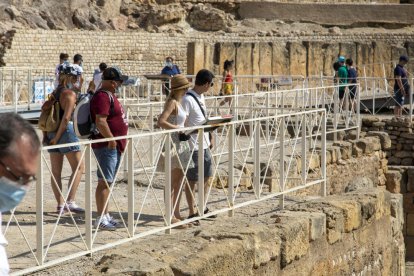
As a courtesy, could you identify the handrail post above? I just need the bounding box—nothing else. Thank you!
[321,111,327,197]
[254,121,261,198]
[149,105,154,166]
[357,84,361,139]
[85,145,92,251]
[333,86,338,141]
[265,93,270,142]
[36,152,44,265]
[228,124,234,217]
[301,114,306,185]
[279,118,285,209]
[197,129,205,215]
[127,138,135,236]
[164,133,172,234]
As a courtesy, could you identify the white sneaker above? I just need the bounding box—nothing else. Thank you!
[65,201,85,214]
[105,214,122,228]
[94,216,116,231]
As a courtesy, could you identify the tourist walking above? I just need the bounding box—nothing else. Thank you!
[161,56,181,97]
[54,53,68,88]
[157,74,194,229]
[0,113,40,275]
[72,54,84,92]
[394,55,410,117]
[90,67,129,230]
[182,69,216,221]
[346,58,358,112]
[337,56,348,104]
[47,63,85,215]
[219,60,234,110]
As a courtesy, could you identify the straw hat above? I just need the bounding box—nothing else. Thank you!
[170,74,191,91]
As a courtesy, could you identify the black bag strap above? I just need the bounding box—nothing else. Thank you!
[186,92,206,119]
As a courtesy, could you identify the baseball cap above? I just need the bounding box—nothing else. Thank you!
[58,62,81,76]
[338,56,345,62]
[102,67,128,84]
[400,55,409,62]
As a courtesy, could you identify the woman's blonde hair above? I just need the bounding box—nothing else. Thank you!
[164,87,186,109]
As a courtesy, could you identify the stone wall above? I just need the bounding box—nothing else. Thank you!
[46,188,404,275]
[3,29,414,80]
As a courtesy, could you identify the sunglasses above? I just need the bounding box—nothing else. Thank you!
[210,82,214,87]
[0,160,36,186]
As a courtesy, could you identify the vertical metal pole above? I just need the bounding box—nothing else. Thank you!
[85,145,92,251]
[357,84,361,139]
[254,121,261,198]
[164,134,172,234]
[321,111,327,197]
[301,114,306,184]
[372,80,376,115]
[410,78,413,120]
[197,129,205,215]
[234,80,239,120]
[122,86,126,106]
[249,94,254,157]
[382,63,388,95]
[266,93,270,141]
[127,138,134,236]
[149,105,154,166]
[42,69,46,105]
[363,66,368,106]
[12,69,16,112]
[36,152,44,265]
[228,125,234,217]
[333,86,338,141]
[279,118,285,209]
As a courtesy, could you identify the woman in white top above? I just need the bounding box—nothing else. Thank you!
[157,74,194,228]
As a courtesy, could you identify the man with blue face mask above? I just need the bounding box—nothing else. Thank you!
[161,57,181,97]
[0,113,40,275]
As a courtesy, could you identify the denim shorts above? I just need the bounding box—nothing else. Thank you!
[93,147,121,184]
[394,91,404,106]
[47,122,80,154]
[186,149,213,182]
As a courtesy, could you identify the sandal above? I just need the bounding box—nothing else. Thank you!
[171,218,192,229]
[187,213,200,226]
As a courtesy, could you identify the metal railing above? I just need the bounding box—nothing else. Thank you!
[4,108,326,275]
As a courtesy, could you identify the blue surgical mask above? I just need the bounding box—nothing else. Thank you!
[67,82,74,89]
[166,62,173,68]
[0,177,27,212]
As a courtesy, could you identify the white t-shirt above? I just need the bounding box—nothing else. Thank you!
[0,214,9,276]
[72,64,84,89]
[182,90,210,150]
[93,69,102,91]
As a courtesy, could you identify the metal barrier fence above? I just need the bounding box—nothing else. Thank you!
[4,108,326,275]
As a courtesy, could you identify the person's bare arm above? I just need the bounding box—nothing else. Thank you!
[157,100,179,130]
[95,115,117,149]
[50,90,75,145]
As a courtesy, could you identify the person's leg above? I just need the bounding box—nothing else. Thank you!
[96,179,110,216]
[171,168,184,219]
[185,181,197,216]
[49,153,64,206]
[65,151,85,202]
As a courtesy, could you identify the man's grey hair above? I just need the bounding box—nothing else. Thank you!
[0,113,40,158]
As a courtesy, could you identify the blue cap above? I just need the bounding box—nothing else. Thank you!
[338,56,345,62]
[400,55,409,62]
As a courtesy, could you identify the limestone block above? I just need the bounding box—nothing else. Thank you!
[251,43,260,76]
[325,198,362,232]
[404,193,414,214]
[394,151,412,159]
[366,131,391,150]
[322,43,340,77]
[373,42,392,79]
[402,158,413,166]
[385,170,402,194]
[275,213,310,268]
[356,43,374,76]
[258,42,272,75]
[187,42,205,75]
[272,41,289,75]
[307,41,324,76]
[361,117,380,127]
[308,212,326,241]
[407,214,414,236]
[352,142,363,158]
[288,42,306,77]
[400,132,414,139]
[339,43,356,64]
[235,43,253,76]
[407,168,414,192]
[355,137,381,154]
[260,162,279,192]
[388,156,401,165]
[390,194,404,230]
[406,42,414,76]
[332,141,352,160]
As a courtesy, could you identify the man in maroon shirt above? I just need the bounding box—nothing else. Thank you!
[90,67,128,230]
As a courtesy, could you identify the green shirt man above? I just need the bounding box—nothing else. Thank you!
[337,56,348,99]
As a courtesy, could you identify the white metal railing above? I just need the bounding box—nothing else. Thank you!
[4,108,326,275]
